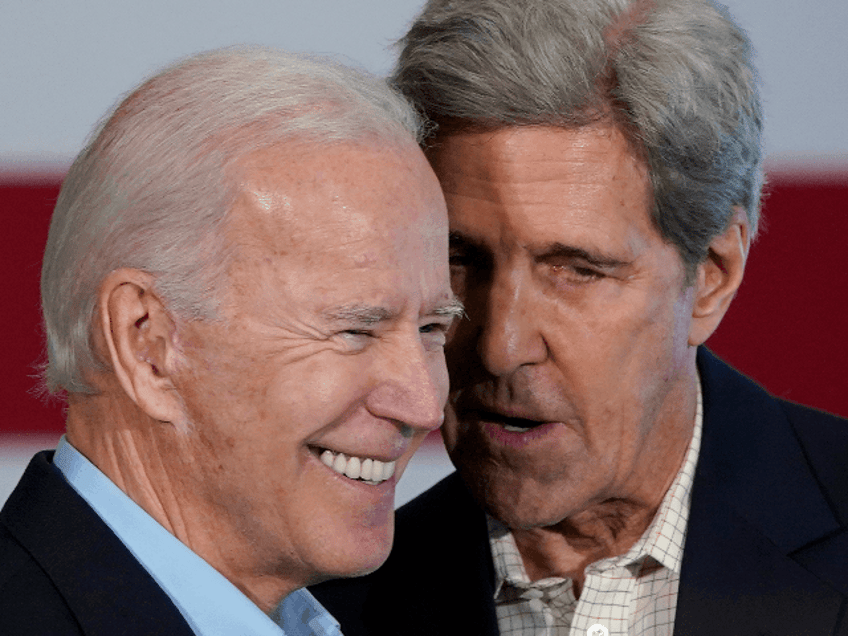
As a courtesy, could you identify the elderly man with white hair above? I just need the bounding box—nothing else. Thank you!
[0,47,461,635]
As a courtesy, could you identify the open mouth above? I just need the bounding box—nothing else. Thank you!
[310,447,396,485]
[468,409,548,433]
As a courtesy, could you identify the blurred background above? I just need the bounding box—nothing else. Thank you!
[2,0,846,506]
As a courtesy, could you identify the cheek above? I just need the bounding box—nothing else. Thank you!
[431,352,451,405]
[272,356,372,430]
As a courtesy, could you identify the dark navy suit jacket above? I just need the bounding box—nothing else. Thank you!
[311,349,848,635]
[0,451,194,635]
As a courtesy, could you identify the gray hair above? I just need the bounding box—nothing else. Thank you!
[393,0,764,275]
[42,46,423,394]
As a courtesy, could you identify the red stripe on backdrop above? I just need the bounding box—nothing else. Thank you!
[3,182,66,433]
[2,173,846,436]
[707,176,848,417]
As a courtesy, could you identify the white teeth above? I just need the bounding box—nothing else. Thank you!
[382,460,395,481]
[503,424,529,433]
[318,449,395,484]
[344,456,361,479]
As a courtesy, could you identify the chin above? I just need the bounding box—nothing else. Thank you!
[318,552,390,584]
[482,494,561,530]
[460,463,575,530]
[318,526,394,581]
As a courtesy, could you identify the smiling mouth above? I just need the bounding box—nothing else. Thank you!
[311,447,396,485]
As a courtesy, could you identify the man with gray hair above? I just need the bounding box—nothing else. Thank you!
[0,47,462,635]
[311,1,848,634]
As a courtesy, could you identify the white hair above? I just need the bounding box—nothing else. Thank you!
[42,46,423,394]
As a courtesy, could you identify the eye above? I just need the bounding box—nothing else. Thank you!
[449,244,488,270]
[542,256,610,288]
[419,322,449,350]
[535,245,623,290]
[553,263,605,282]
[337,329,375,351]
[449,235,492,298]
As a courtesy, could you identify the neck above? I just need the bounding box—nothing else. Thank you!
[512,497,660,594]
[64,388,300,613]
[511,373,698,592]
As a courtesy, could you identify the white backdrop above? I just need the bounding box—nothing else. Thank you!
[2,0,847,165]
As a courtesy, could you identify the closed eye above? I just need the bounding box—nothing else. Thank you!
[552,263,605,280]
[336,329,376,352]
[342,329,374,337]
[537,243,628,286]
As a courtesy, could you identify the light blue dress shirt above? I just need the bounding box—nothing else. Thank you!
[53,436,342,636]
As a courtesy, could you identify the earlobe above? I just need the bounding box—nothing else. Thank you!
[688,207,750,346]
[97,268,185,422]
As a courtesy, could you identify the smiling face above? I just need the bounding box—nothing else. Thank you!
[428,124,701,531]
[163,137,456,599]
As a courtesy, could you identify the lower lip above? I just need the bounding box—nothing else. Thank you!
[480,420,562,448]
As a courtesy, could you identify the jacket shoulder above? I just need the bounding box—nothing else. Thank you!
[779,400,848,523]
[0,523,83,634]
[395,472,472,538]
[0,451,195,636]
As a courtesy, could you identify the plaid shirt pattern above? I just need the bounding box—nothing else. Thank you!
[489,386,703,636]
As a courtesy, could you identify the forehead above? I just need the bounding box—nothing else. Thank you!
[218,138,450,315]
[228,138,447,257]
[428,124,659,256]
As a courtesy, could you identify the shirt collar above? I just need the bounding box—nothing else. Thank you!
[488,376,704,594]
[53,436,341,636]
[618,381,703,575]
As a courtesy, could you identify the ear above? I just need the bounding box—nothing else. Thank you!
[95,268,185,422]
[688,207,750,346]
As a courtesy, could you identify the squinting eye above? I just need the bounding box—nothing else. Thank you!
[572,266,604,279]
[550,263,605,283]
[337,330,374,351]
[419,323,448,349]
[343,329,373,337]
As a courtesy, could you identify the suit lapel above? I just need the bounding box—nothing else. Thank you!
[674,351,848,635]
[676,484,846,635]
[1,452,193,636]
[365,473,499,636]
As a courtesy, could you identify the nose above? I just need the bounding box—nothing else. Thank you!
[474,267,547,377]
[365,334,447,433]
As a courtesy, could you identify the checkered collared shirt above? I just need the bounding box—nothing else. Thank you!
[488,386,703,636]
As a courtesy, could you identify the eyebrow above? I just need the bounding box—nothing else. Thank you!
[451,231,631,271]
[322,296,465,326]
[431,296,466,321]
[322,304,396,326]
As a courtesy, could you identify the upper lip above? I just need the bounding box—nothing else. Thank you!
[454,392,549,425]
[307,442,407,464]
[464,409,547,428]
